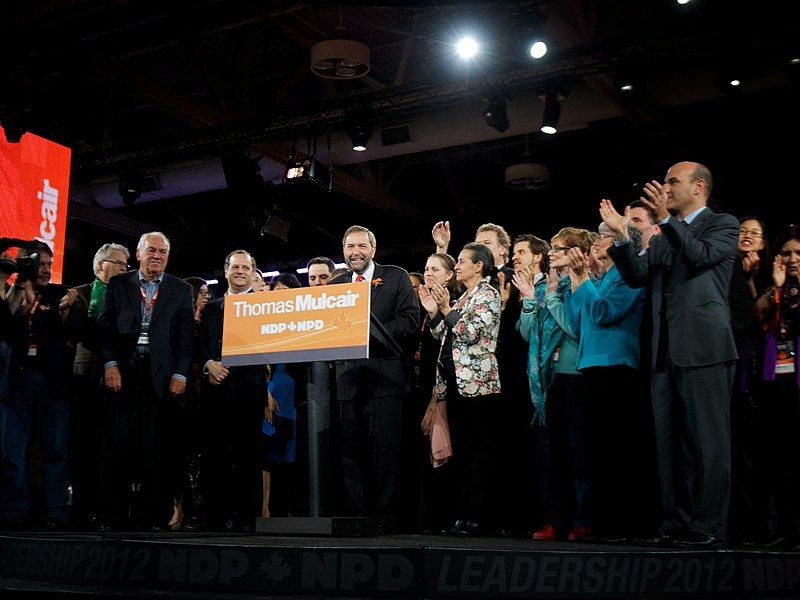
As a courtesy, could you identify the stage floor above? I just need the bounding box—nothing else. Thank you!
[1,530,799,598]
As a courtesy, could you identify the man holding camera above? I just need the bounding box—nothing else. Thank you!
[0,243,79,530]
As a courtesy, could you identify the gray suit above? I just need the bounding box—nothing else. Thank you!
[608,207,738,538]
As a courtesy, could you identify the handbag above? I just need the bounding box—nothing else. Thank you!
[421,388,452,468]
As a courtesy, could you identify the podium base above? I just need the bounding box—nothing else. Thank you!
[255,516,378,536]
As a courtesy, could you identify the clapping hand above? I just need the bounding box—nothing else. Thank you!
[429,282,451,312]
[512,271,535,299]
[639,180,670,222]
[567,247,590,290]
[742,251,760,275]
[599,199,630,241]
[418,284,439,316]
[772,255,787,288]
[545,267,559,294]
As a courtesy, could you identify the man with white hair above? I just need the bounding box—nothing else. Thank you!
[97,232,194,531]
[70,243,130,528]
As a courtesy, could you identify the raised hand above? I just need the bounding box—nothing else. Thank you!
[512,272,535,298]
[772,255,787,288]
[432,221,451,252]
[640,180,669,222]
[599,199,630,241]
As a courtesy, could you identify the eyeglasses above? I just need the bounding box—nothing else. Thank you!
[597,233,614,240]
[103,259,129,268]
[738,229,763,238]
[199,290,212,297]
[550,245,574,253]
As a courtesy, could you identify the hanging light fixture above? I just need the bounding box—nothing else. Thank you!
[310,10,370,80]
[505,135,549,190]
[540,92,561,135]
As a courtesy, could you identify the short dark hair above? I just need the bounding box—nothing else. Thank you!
[224,249,255,270]
[627,200,657,225]
[307,256,335,272]
[513,234,550,273]
[269,272,302,290]
[342,225,376,248]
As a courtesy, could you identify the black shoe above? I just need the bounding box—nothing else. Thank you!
[223,519,237,532]
[96,521,113,533]
[182,517,206,532]
[632,533,673,547]
[45,517,66,531]
[442,519,465,536]
[453,520,482,538]
[673,531,725,548]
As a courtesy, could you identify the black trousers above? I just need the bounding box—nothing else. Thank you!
[651,356,735,538]
[445,382,500,523]
[100,355,174,526]
[339,394,403,520]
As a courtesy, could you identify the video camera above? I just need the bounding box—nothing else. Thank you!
[0,238,43,282]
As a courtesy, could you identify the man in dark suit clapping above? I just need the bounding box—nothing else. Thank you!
[603,162,739,548]
[98,232,193,531]
[330,226,419,531]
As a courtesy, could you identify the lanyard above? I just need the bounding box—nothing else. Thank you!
[139,281,160,325]
[27,293,42,327]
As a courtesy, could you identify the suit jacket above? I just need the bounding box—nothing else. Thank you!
[607,208,739,368]
[98,271,193,397]
[197,297,269,391]
[330,263,419,400]
[72,282,104,370]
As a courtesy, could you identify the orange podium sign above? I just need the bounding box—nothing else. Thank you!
[221,281,371,366]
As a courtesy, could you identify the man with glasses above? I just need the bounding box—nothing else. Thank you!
[70,243,130,529]
[97,232,194,531]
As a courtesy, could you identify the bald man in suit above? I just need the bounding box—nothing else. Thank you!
[603,162,738,548]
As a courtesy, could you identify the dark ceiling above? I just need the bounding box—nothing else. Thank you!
[4,0,799,285]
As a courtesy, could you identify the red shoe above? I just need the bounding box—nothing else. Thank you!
[532,524,557,540]
[567,525,594,541]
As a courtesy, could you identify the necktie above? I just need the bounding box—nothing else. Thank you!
[355,274,365,282]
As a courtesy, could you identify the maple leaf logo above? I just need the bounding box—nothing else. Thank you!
[331,311,353,332]
[259,551,292,584]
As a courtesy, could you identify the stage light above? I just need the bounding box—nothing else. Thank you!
[529,40,547,59]
[118,171,143,206]
[729,78,741,87]
[676,0,691,4]
[483,90,509,133]
[540,92,560,135]
[456,37,478,59]
[349,122,372,151]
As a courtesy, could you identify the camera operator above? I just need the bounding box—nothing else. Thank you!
[0,243,81,531]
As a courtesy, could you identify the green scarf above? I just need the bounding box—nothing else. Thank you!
[88,277,107,318]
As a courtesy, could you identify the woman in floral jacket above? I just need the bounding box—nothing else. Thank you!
[419,242,501,537]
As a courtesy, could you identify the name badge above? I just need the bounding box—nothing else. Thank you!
[28,344,38,357]
[552,347,560,363]
[136,322,150,346]
[775,340,796,375]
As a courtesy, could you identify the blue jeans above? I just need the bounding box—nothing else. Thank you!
[0,368,69,522]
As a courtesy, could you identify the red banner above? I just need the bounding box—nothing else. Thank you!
[0,127,72,283]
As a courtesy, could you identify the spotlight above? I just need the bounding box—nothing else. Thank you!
[348,121,373,152]
[483,90,509,133]
[456,37,478,59]
[529,40,547,59]
[614,71,644,101]
[118,171,143,206]
[540,92,560,135]
[676,0,691,4]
